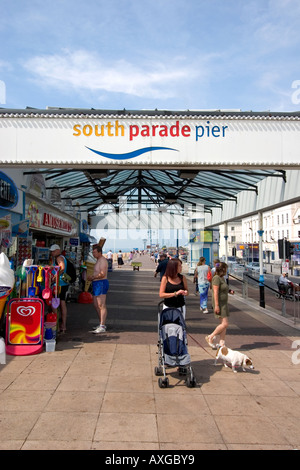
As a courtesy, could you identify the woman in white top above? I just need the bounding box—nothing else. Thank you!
[195,257,211,314]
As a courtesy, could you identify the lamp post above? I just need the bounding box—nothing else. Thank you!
[224,223,228,263]
[258,212,265,308]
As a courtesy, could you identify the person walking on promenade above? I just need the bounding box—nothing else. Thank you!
[159,258,188,319]
[154,253,169,280]
[88,244,109,333]
[195,257,211,314]
[211,258,220,276]
[205,262,234,349]
[49,244,69,334]
[106,249,113,271]
[117,250,123,268]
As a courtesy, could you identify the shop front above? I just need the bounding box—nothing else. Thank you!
[0,170,24,266]
[0,171,83,356]
[26,194,79,265]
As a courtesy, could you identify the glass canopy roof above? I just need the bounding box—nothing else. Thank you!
[23,167,285,214]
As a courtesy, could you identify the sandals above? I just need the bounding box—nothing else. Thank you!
[205,335,217,350]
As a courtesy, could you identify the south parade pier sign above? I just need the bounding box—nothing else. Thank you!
[73,119,229,141]
[0,109,299,168]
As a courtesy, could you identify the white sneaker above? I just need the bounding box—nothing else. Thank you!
[93,325,107,333]
[203,309,209,314]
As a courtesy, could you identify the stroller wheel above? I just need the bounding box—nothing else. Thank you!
[186,376,196,388]
[154,366,163,376]
[158,377,169,388]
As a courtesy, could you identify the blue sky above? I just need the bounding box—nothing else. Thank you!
[1,0,300,111]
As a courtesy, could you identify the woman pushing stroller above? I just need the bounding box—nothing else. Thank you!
[156,258,196,388]
[159,258,189,319]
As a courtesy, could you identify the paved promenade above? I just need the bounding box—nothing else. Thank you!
[1,254,300,450]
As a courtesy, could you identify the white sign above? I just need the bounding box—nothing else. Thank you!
[0,114,300,167]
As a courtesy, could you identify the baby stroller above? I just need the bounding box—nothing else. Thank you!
[155,301,196,388]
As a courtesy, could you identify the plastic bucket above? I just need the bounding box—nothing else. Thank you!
[44,322,57,339]
[78,291,93,304]
[45,339,56,352]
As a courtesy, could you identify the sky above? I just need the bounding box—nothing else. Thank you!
[1,0,300,112]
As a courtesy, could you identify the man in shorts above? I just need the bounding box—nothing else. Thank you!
[88,244,109,333]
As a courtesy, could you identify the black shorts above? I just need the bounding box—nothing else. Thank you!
[59,285,69,301]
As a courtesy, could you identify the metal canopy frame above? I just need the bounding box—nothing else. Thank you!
[23,167,285,214]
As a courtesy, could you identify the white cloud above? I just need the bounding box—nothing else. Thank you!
[23,49,198,99]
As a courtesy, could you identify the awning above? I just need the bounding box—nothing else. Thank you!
[79,233,97,243]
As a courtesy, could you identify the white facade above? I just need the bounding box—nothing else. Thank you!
[218,221,243,259]
[243,203,300,261]
[218,202,300,262]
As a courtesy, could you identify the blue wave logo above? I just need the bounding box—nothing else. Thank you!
[86,146,178,160]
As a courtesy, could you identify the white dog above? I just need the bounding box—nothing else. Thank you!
[215,345,254,373]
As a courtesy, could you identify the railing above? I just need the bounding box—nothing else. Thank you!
[228,272,300,324]
[228,272,248,298]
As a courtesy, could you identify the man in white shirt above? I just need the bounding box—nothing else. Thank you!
[279,272,293,295]
[106,249,113,271]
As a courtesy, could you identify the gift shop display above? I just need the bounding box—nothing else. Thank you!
[0,252,15,324]
[3,261,63,356]
[17,237,33,267]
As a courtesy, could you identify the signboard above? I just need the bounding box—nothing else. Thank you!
[282,261,289,274]
[0,113,300,167]
[43,212,72,232]
[26,197,78,236]
[189,229,217,243]
[6,298,44,355]
[0,171,18,209]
